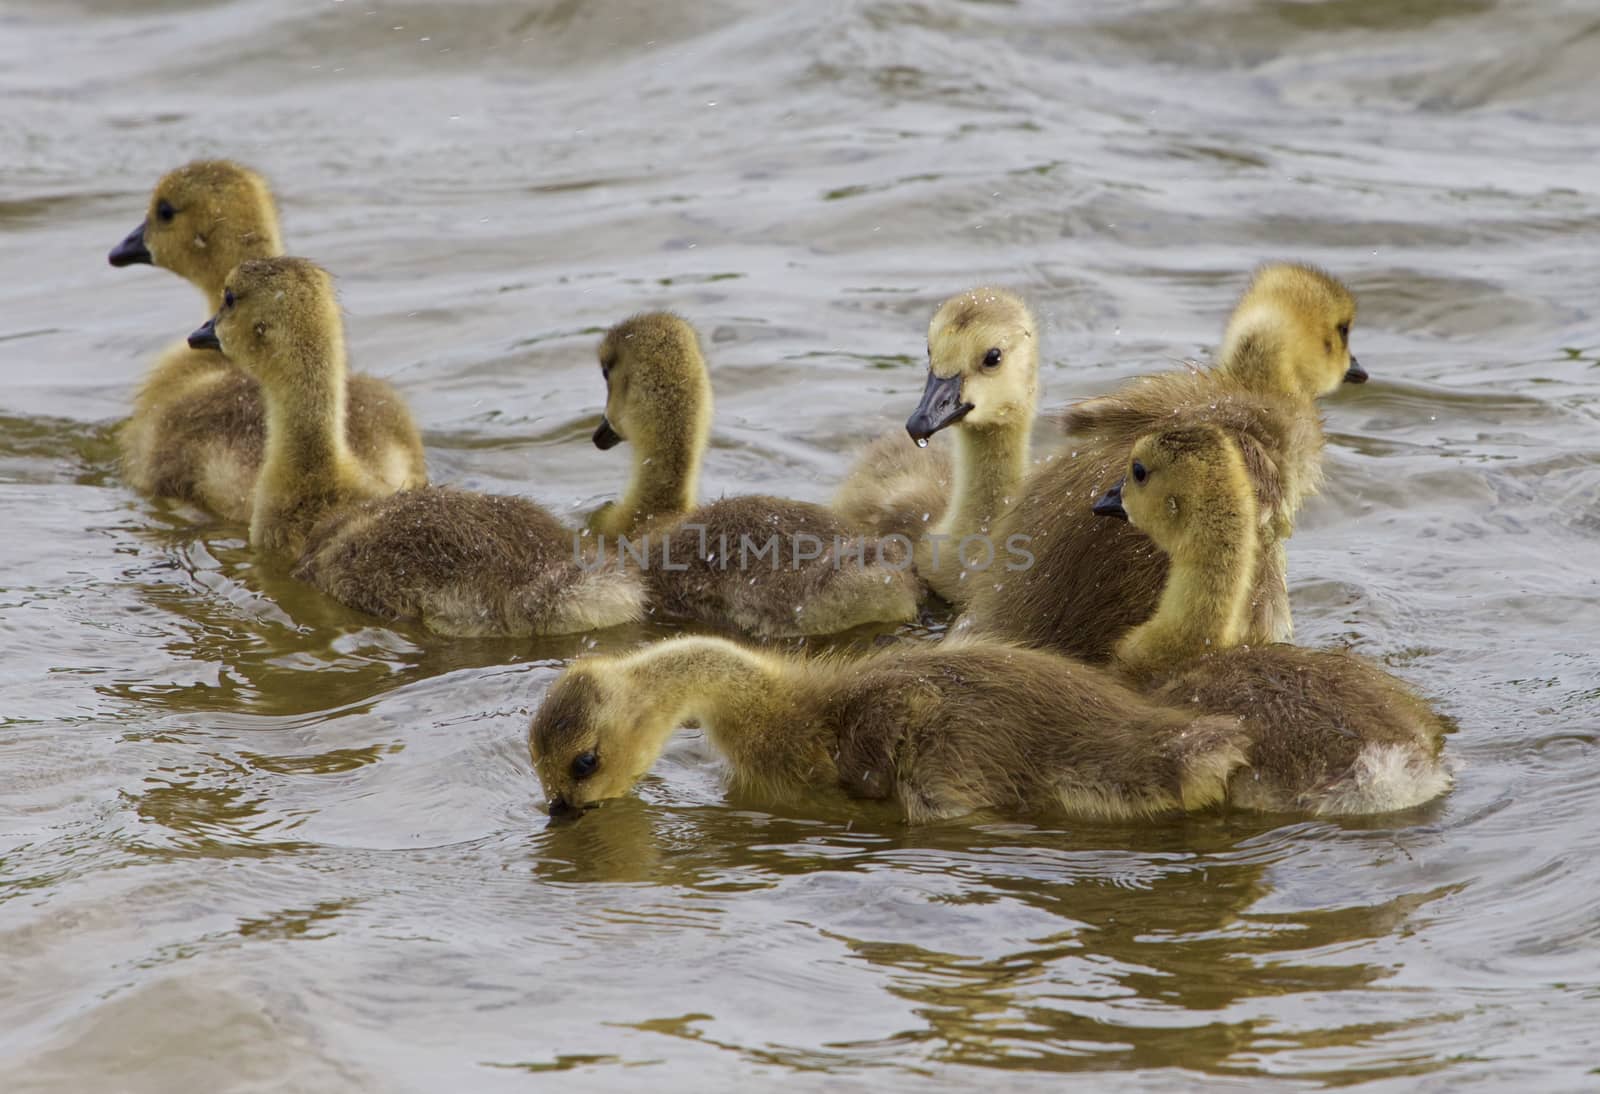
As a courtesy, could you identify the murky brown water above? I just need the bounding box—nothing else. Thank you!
[2,0,1599,1089]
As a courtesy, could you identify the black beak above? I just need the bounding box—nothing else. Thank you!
[592,417,622,450]
[545,796,594,827]
[1344,355,1368,384]
[108,220,153,267]
[905,371,973,442]
[1092,479,1128,521]
[187,315,221,352]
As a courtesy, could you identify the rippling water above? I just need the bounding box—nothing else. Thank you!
[2,0,1598,1089]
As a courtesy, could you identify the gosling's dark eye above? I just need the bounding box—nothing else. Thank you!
[156,199,176,223]
[982,347,1003,369]
[1131,460,1148,485]
[223,289,235,309]
[571,751,599,780]
[1337,321,1350,344]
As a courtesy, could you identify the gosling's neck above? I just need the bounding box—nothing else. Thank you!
[249,336,366,550]
[919,415,1032,597]
[1115,511,1260,680]
[617,638,832,797]
[599,415,708,537]
[616,436,701,533]
[260,346,355,483]
[1218,308,1303,402]
[939,415,1031,538]
[199,279,229,317]
[198,227,283,315]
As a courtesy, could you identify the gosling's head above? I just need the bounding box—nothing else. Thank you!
[591,312,713,456]
[529,663,668,821]
[186,257,342,385]
[109,161,283,305]
[906,287,1038,442]
[1091,424,1257,561]
[1217,263,1363,400]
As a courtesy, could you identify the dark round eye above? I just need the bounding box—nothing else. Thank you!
[982,347,1003,369]
[156,199,176,223]
[1336,321,1350,343]
[1131,460,1148,485]
[223,288,235,309]
[571,751,599,780]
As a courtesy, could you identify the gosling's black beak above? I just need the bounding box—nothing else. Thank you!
[905,371,973,442]
[592,417,622,450]
[545,796,593,827]
[1344,355,1368,384]
[187,315,221,352]
[108,220,152,267]
[1092,479,1128,521]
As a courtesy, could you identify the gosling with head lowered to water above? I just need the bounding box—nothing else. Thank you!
[529,633,1247,824]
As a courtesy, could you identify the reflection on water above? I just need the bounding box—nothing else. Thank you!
[2,0,1600,1089]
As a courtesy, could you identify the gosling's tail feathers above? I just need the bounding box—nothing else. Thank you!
[1227,742,1452,817]
[539,567,648,636]
[1308,743,1452,816]
[414,563,645,638]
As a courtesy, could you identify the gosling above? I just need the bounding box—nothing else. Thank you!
[585,313,920,637]
[834,289,1039,599]
[960,263,1366,660]
[110,160,425,521]
[1093,424,1449,815]
[529,634,1247,824]
[189,257,641,637]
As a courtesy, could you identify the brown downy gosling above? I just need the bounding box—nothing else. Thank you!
[529,634,1247,824]
[110,160,425,521]
[961,263,1365,661]
[189,257,642,637]
[585,313,920,637]
[834,288,1038,604]
[1093,424,1449,815]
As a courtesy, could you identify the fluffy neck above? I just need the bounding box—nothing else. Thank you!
[920,414,1032,597]
[197,224,284,313]
[618,638,834,797]
[939,416,1032,537]
[597,409,709,537]
[261,342,352,479]
[199,276,235,317]
[1218,306,1298,399]
[608,434,702,534]
[1116,504,1260,680]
